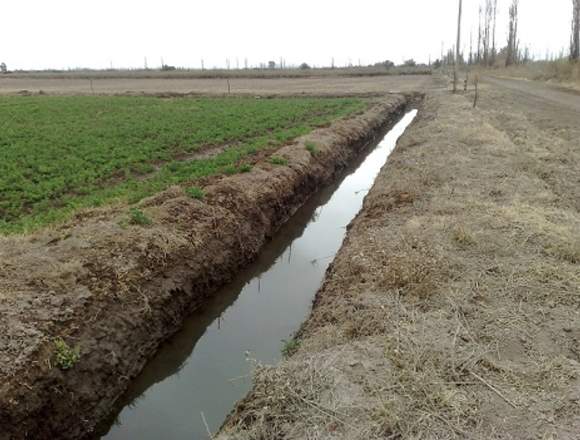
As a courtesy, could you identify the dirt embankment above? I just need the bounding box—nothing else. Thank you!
[0,95,410,440]
[219,88,580,439]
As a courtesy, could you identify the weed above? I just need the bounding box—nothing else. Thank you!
[239,164,252,173]
[54,338,80,370]
[281,338,300,357]
[452,226,476,247]
[185,186,205,200]
[305,141,319,155]
[223,165,238,175]
[129,208,152,226]
[270,156,289,166]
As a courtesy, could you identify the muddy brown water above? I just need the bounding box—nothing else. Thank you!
[96,110,417,440]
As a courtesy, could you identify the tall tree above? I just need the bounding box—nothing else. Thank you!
[483,0,493,65]
[506,0,520,66]
[491,0,498,65]
[454,0,463,93]
[477,5,483,63]
[469,31,474,65]
[572,0,580,60]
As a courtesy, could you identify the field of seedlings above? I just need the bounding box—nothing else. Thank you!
[0,95,365,234]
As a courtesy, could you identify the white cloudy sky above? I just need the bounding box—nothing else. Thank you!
[2,0,573,70]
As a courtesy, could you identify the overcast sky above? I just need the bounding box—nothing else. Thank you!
[2,0,573,70]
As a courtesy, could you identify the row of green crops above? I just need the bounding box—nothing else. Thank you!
[0,95,366,234]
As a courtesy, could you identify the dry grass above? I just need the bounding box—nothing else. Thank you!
[492,60,580,89]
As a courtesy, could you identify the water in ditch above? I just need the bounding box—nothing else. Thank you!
[99,110,417,440]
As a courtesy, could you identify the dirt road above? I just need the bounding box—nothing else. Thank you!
[485,75,580,113]
[220,79,580,438]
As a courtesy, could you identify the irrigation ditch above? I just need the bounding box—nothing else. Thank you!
[0,93,421,440]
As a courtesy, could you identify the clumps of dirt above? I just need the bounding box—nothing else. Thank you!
[219,90,580,439]
[0,95,408,440]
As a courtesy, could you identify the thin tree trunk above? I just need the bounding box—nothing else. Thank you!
[506,0,519,66]
[477,6,483,64]
[491,0,498,65]
[572,0,580,60]
[454,0,463,93]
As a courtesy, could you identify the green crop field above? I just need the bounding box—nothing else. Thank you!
[0,95,366,234]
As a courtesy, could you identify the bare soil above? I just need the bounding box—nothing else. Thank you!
[0,75,433,96]
[0,95,410,440]
[219,81,580,439]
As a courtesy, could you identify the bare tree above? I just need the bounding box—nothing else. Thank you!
[454,0,463,93]
[483,0,493,65]
[491,0,498,65]
[477,5,483,63]
[469,31,474,65]
[572,0,580,60]
[506,0,520,66]
[0,62,7,74]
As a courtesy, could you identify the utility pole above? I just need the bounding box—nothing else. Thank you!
[454,0,463,93]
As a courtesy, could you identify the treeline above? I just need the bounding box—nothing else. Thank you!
[468,0,527,67]
[445,0,580,69]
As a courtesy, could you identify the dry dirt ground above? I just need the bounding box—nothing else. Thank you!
[0,74,432,96]
[219,80,580,439]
